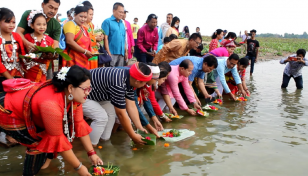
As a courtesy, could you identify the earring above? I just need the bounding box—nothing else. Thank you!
[68,94,74,101]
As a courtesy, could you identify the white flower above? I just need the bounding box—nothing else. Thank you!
[29,53,36,58]
[56,67,71,81]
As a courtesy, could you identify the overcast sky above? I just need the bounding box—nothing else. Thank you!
[2,0,307,36]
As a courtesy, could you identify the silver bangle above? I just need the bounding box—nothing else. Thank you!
[84,50,87,55]
[74,162,82,171]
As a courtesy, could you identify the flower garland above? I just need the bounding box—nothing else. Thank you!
[27,9,47,27]
[0,32,24,75]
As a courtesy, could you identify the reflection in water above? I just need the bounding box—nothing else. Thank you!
[0,60,307,176]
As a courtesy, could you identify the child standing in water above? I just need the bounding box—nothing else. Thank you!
[23,10,55,82]
[280,49,308,89]
[0,8,26,90]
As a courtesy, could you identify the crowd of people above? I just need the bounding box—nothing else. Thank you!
[0,0,307,175]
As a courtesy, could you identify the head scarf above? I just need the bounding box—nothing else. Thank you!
[130,62,152,82]
[222,39,236,48]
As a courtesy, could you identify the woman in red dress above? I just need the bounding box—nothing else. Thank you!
[0,65,103,176]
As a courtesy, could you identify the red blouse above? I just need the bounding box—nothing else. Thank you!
[4,84,92,153]
[143,85,164,116]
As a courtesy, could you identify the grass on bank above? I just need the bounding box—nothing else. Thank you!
[201,36,308,57]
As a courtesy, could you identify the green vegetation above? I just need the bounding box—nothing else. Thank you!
[201,36,308,57]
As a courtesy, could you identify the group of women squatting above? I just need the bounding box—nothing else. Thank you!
[0,1,251,176]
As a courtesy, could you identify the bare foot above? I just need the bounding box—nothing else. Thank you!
[41,158,52,169]
[6,135,18,144]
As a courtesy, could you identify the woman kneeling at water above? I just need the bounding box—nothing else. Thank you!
[0,65,102,176]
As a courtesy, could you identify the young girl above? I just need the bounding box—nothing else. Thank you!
[209,29,223,52]
[0,8,26,144]
[23,11,54,82]
[82,1,104,69]
[0,8,26,91]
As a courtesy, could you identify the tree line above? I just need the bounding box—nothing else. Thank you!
[255,32,308,39]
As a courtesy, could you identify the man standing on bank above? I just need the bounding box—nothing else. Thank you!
[102,2,127,67]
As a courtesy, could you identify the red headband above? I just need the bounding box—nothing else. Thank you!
[129,62,152,82]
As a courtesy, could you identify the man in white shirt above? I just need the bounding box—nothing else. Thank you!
[241,30,250,54]
[160,13,173,39]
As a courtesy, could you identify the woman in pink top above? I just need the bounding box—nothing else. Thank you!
[136,14,159,63]
[123,10,135,59]
[206,40,236,58]
[209,29,224,52]
[157,59,200,116]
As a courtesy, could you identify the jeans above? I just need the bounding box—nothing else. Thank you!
[136,47,154,63]
[245,56,256,73]
[134,91,156,126]
[281,73,303,89]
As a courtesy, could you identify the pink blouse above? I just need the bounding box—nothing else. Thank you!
[165,65,196,110]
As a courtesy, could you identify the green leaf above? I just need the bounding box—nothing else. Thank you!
[164,113,184,119]
[58,52,72,61]
[136,130,156,145]
[34,46,55,53]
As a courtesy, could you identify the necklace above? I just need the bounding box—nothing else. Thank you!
[23,33,47,74]
[31,33,47,46]
[0,31,23,75]
[63,95,75,142]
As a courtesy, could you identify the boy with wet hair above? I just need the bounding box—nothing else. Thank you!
[280,49,308,89]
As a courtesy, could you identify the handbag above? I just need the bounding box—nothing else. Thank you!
[2,78,35,93]
[98,45,112,65]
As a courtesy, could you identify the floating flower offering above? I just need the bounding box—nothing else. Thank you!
[164,113,184,119]
[213,99,223,105]
[235,97,248,102]
[164,143,170,147]
[202,105,219,111]
[91,163,120,176]
[98,146,103,149]
[162,129,181,138]
[196,109,209,116]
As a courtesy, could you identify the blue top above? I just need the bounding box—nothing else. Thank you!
[158,26,163,47]
[218,36,225,43]
[102,15,126,56]
[169,56,205,82]
[213,57,242,93]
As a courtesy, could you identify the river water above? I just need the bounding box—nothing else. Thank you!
[0,59,307,176]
